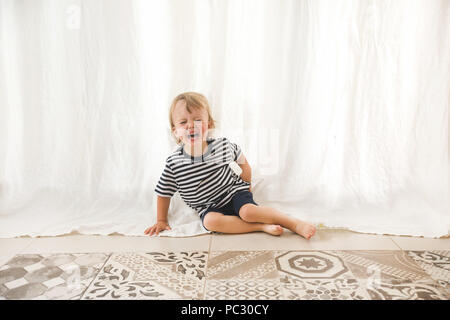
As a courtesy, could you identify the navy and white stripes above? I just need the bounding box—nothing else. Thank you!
[155,137,250,217]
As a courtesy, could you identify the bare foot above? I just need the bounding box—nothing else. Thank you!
[262,224,284,236]
[294,221,316,239]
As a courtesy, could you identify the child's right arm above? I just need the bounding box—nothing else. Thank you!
[144,195,172,236]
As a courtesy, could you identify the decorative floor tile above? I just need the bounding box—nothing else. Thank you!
[406,251,450,297]
[82,252,208,300]
[204,251,283,300]
[280,275,370,300]
[207,251,278,279]
[0,253,109,300]
[275,251,370,300]
[362,278,449,300]
[326,250,449,300]
[2,250,448,300]
[276,251,351,279]
[205,279,283,300]
[331,251,431,281]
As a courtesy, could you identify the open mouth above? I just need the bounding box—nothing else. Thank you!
[188,133,200,139]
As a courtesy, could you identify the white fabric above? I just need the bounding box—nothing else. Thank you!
[0,0,448,238]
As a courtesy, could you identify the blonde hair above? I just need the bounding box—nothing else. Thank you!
[169,92,216,144]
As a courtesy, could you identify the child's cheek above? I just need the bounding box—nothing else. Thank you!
[176,127,187,138]
[200,126,206,139]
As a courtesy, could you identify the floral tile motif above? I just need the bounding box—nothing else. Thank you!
[406,251,450,297]
[280,275,369,300]
[82,252,208,300]
[275,251,370,300]
[362,278,449,300]
[143,252,207,280]
[328,250,449,300]
[0,253,109,300]
[2,250,448,300]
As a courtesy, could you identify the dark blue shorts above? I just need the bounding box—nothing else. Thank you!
[200,191,258,231]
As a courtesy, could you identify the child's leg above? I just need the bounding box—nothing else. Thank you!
[203,211,283,236]
[238,204,316,239]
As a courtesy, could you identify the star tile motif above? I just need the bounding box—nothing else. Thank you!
[0,250,448,300]
[295,258,324,269]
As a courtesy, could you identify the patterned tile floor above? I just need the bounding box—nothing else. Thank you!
[0,250,449,300]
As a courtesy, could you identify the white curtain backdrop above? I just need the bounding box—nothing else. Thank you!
[0,0,448,238]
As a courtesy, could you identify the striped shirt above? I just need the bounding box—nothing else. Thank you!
[155,137,251,217]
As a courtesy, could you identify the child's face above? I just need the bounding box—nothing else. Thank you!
[172,99,209,146]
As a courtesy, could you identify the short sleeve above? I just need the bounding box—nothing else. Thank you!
[229,140,243,163]
[155,161,178,197]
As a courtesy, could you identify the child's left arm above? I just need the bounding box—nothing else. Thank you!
[237,153,252,191]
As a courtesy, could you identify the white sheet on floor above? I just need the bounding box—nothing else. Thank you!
[0,0,448,238]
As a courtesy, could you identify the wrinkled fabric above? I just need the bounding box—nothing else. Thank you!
[0,0,448,238]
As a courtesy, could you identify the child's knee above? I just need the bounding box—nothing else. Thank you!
[238,203,257,222]
[203,212,222,230]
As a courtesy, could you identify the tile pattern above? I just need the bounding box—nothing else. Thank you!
[276,251,370,300]
[406,250,450,297]
[205,251,283,300]
[333,250,448,300]
[82,252,208,300]
[1,250,449,300]
[0,253,108,300]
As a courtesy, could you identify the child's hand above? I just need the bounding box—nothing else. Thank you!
[144,220,171,236]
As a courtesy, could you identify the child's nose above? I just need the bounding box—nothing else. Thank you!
[188,121,202,129]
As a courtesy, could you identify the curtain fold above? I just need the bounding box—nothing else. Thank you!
[0,0,448,238]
